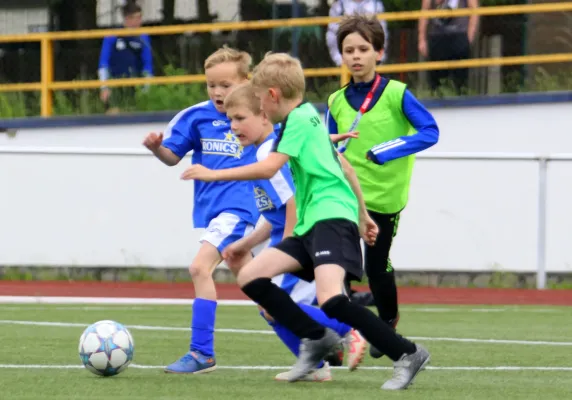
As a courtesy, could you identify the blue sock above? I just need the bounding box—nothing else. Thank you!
[260,311,324,369]
[298,303,352,338]
[190,298,217,357]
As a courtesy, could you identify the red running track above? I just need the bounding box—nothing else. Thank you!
[0,281,571,305]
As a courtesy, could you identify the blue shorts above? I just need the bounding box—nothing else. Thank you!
[200,212,255,253]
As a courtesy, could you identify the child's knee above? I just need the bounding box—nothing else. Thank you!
[188,262,213,281]
[316,288,343,306]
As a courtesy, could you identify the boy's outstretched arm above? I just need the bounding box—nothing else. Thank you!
[180,152,289,182]
[326,106,360,144]
[367,90,439,165]
[338,154,378,246]
[142,132,181,166]
[145,110,197,166]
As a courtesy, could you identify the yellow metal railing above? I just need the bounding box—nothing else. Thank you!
[0,2,571,116]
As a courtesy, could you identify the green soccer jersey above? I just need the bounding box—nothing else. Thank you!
[328,80,416,214]
[273,102,359,236]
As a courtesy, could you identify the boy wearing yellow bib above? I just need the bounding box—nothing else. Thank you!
[327,14,440,359]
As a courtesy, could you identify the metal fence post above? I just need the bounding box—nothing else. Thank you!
[40,38,54,117]
[536,157,548,289]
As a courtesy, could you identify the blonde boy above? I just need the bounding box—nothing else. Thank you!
[180,53,430,390]
[142,46,259,374]
[213,83,367,381]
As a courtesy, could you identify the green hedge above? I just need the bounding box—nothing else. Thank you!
[1,65,571,119]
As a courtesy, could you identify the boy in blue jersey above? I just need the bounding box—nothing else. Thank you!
[98,2,153,111]
[210,83,367,381]
[142,47,259,374]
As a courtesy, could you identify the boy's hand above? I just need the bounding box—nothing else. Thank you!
[331,131,359,144]
[100,88,111,103]
[222,241,250,263]
[143,132,163,152]
[359,214,379,246]
[366,149,384,165]
[180,165,217,181]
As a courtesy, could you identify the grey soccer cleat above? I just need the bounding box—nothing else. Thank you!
[274,362,332,382]
[381,344,430,390]
[288,328,342,382]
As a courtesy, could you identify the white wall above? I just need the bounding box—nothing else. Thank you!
[97,0,324,26]
[0,7,48,35]
[0,0,323,35]
[1,102,571,272]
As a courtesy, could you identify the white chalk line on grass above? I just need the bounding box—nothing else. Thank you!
[1,319,572,347]
[0,320,272,335]
[0,364,571,372]
[0,296,564,314]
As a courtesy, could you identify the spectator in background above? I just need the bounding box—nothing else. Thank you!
[326,0,389,66]
[418,0,479,95]
[98,2,153,113]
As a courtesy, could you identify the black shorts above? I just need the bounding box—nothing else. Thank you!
[275,218,363,282]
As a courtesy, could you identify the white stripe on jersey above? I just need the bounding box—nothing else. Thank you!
[371,138,406,155]
[164,100,210,138]
[256,139,294,204]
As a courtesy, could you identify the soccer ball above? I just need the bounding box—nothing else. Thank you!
[78,320,134,377]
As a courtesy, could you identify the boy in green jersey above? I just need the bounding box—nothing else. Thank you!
[327,15,440,358]
[181,52,430,390]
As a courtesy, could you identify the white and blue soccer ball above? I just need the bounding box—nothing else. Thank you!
[78,320,134,377]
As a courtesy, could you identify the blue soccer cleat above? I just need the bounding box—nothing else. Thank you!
[164,351,217,374]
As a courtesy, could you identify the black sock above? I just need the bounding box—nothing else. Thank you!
[241,277,325,340]
[321,294,416,361]
[368,269,399,322]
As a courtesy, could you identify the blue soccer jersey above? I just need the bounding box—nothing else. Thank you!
[98,35,153,79]
[252,133,295,246]
[162,100,259,228]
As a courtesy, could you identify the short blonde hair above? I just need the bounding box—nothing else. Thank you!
[224,83,261,115]
[251,53,305,100]
[204,45,252,79]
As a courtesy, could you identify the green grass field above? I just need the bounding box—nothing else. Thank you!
[1,304,571,399]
